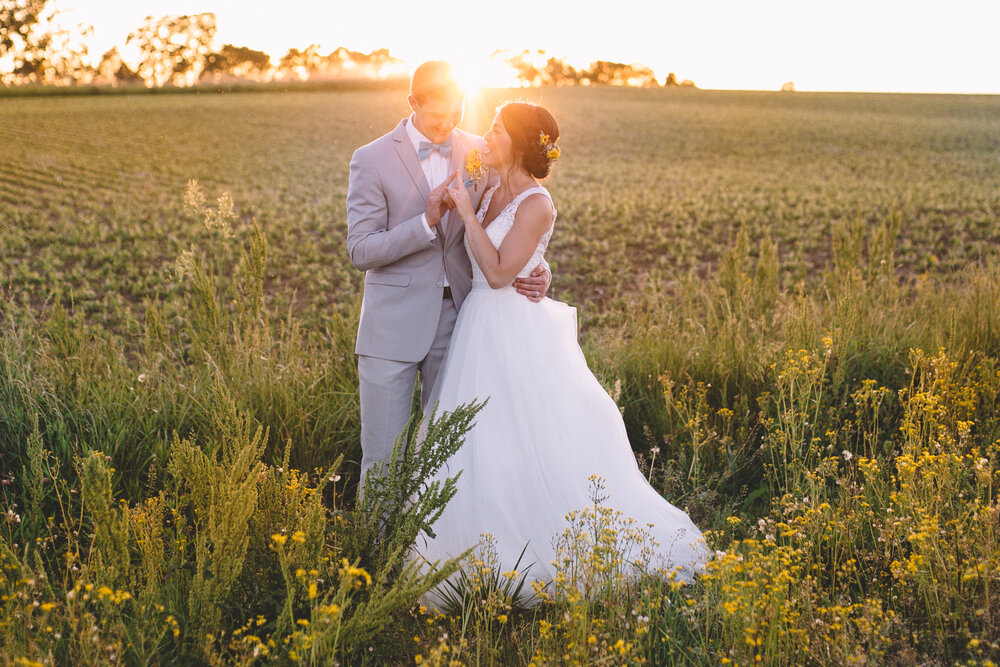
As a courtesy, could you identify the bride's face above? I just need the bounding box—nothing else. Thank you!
[482,112,513,170]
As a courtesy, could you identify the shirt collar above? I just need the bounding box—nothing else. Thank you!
[406,114,454,157]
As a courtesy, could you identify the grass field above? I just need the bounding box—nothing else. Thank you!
[2,87,1000,665]
[3,88,998,323]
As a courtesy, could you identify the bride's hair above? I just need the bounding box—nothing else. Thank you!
[498,102,560,179]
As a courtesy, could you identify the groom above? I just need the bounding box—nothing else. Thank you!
[346,61,549,488]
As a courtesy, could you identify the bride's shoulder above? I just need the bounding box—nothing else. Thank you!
[524,186,554,207]
[514,189,556,225]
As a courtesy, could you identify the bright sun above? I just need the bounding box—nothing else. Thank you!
[449,57,523,94]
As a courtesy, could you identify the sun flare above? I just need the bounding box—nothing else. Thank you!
[449,57,523,94]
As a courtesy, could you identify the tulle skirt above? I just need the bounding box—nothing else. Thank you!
[415,285,711,602]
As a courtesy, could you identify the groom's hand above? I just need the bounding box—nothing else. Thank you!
[514,266,550,303]
[426,172,459,227]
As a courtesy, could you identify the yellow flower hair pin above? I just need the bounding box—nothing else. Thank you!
[464,149,487,190]
[538,132,560,162]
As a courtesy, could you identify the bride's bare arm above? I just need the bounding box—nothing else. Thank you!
[448,183,553,289]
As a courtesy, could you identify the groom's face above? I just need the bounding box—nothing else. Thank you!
[409,94,465,144]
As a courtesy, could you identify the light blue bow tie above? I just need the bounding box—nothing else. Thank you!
[417,139,452,160]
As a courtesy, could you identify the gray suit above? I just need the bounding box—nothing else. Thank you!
[346,119,490,484]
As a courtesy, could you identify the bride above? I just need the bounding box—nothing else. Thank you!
[416,101,710,597]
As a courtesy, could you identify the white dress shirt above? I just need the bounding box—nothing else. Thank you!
[406,114,453,285]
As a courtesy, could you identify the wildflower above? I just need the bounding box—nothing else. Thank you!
[842,450,853,461]
[271,534,287,547]
[496,614,508,624]
[538,131,560,162]
[291,530,306,544]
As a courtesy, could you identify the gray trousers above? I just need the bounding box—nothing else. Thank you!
[357,295,458,488]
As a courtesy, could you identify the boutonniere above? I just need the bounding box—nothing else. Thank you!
[463,148,487,190]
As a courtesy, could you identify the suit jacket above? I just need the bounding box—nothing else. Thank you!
[346,119,491,362]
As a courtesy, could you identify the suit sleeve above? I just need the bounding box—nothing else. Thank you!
[346,147,435,272]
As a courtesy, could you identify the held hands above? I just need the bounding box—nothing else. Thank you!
[514,265,551,303]
[425,172,458,227]
[440,167,549,303]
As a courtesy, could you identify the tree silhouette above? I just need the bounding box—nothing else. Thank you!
[1,0,91,85]
[589,61,658,86]
[202,44,271,82]
[126,13,217,87]
[494,50,668,88]
[0,0,48,59]
[544,57,580,85]
[277,44,324,80]
[94,46,141,86]
[276,45,402,80]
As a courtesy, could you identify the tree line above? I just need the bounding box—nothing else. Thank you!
[0,1,692,88]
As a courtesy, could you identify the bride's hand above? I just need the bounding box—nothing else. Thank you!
[445,171,475,221]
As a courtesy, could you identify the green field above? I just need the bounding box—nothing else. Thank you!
[2,88,1000,665]
[3,88,998,323]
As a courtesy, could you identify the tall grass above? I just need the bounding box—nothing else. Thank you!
[409,216,1000,665]
[0,188,478,664]
[1,108,999,661]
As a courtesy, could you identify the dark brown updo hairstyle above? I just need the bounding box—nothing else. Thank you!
[498,102,560,179]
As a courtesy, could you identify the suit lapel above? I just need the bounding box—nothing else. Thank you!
[392,119,431,202]
[439,131,462,244]
[450,130,467,183]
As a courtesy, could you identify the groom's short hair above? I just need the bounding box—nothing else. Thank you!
[411,61,461,104]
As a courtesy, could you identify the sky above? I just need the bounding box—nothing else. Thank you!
[57,0,1000,93]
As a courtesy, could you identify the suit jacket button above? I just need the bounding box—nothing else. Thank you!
[436,282,443,288]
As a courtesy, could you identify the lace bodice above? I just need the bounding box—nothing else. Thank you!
[466,185,555,290]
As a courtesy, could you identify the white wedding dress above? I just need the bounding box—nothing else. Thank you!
[416,184,711,599]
